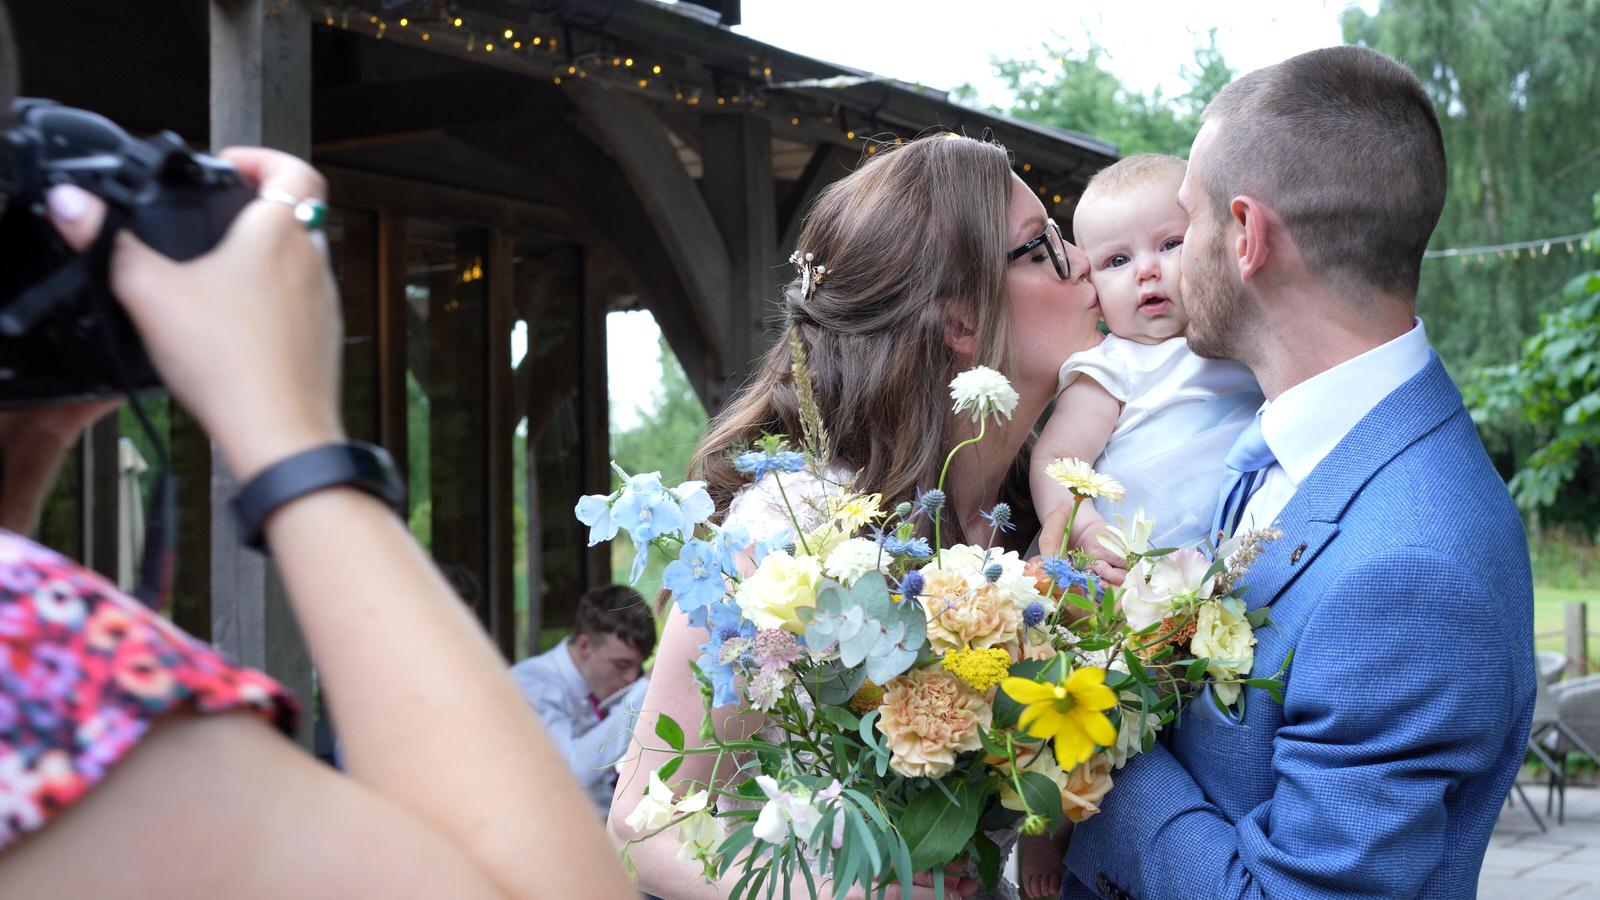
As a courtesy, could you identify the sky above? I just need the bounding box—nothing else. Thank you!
[610,0,1378,428]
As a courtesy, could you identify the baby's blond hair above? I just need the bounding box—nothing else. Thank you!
[1079,153,1187,207]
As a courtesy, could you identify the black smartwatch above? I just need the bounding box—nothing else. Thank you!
[230,441,406,551]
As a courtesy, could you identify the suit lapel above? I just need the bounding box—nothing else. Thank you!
[1241,353,1462,611]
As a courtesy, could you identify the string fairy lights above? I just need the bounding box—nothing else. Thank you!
[317,1,1083,210]
[1423,230,1600,264]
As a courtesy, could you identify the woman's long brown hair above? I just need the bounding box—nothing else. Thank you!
[690,133,1038,548]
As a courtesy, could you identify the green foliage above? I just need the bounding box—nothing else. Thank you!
[900,777,992,872]
[983,30,1233,159]
[610,335,708,484]
[1466,191,1600,516]
[1344,0,1600,371]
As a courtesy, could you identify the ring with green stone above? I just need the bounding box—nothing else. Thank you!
[259,188,328,231]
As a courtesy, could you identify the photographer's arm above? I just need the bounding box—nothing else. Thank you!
[17,154,633,899]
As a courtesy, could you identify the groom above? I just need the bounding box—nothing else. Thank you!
[1058,46,1536,899]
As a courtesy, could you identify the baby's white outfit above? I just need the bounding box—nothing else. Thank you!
[1057,334,1263,549]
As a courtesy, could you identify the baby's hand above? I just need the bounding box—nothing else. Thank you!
[1076,520,1129,586]
[1018,834,1067,899]
[1037,509,1128,587]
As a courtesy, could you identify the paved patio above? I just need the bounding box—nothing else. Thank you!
[1481,782,1600,899]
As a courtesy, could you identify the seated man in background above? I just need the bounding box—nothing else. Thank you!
[511,584,656,815]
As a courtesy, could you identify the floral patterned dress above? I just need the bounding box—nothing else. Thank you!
[0,531,297,850]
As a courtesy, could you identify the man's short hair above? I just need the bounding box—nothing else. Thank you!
[1200,45,1446,299]
[1081,154,1187,205]
[573,584,656,658]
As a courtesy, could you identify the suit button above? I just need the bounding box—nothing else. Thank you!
[1096,875,1113,896]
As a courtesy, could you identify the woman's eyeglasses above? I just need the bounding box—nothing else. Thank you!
[1006,219,1070,281]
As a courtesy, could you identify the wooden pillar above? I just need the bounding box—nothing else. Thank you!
[487,231,517,660]
[1569,602,1591,677]
[207,0,314,747]
[376,211,410,472]
[580,249,611,591]
[700,113,777,396]
[79,416,121,584]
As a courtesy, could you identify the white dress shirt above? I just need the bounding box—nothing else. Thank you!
[509,637,647,815]
[1238,319,1433,532]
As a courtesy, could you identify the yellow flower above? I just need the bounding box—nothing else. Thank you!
[735,550,823,633]
[1044,458,1127,502]
[942,647,1013,692]
[828,492,884,532]
[1001,667,1118,771]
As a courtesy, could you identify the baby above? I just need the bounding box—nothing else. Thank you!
[1032,154,1262,565]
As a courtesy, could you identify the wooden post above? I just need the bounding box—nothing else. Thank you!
[700,112,777,398]
[208,0,314,747]
[1568,602,1590,677]
[79,416,121,584]
[486,231,517,660]
[580,248,612,591]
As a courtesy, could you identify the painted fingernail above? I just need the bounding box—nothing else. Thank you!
[46,185,90,222]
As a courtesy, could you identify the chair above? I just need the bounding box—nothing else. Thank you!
[1536,668,1600,825]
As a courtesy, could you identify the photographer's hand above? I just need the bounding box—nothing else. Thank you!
[48,149,344,483]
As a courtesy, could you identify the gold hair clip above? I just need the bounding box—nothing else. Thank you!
[789,250,828,301]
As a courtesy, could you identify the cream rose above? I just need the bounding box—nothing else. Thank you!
[1190,603,1256,705]
[735,551,823,633]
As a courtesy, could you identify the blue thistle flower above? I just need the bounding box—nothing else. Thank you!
[900,571,925,603]
[918,489,946,515]
[882,533,933,560]
[893,501,915,519]
[1023,601,1046,628]
[980,503,1015,533]
[983,562,1004,583]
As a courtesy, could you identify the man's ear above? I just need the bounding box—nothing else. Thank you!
[571,633,591,656]
[943,303,978,357]
[1229,195,1278,285]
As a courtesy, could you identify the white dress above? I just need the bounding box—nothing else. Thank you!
[722,468,1021,900]
[1058,335,1263,549]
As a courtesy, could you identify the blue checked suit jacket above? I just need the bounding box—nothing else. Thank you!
[1061,354,1536,900]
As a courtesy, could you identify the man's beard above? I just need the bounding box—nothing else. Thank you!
[1183,232,1250,361]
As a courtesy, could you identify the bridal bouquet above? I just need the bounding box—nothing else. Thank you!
[576,341,1285,899]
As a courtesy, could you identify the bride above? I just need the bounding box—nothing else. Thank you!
[609,132,1104,899]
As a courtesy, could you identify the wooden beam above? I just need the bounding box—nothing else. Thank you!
[562,81,732,366]
[79,417,121,584]
[209,0,314,748]
[778,144,856,258]
[580,248,612,590]
[700,112,777,404]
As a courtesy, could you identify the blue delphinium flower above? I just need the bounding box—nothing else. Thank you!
[708,522,753,576]
[662,539,728,622]
[672,480,716,532]
[1023,601,1046,628]
[573,493,619,546]
[882,533,933,560]
[697,601,756,706]
[899,571,925,604]
[980,503,1015,534]
[610,472,684,543]
[732,448,807,481]
[628,540,652,586]
[754,530,796,566]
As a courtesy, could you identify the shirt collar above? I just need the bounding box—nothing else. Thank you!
[550,636,593,703]
[1259,318,1432,485]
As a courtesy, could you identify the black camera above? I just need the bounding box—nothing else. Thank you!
[0,98,255,406]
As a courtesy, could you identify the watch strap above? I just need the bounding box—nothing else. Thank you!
[230,441,406,551]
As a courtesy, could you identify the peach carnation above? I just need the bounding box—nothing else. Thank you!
[920,570,1022,656]
[876,668,992,778]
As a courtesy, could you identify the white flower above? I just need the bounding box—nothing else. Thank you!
[746,666,794,711]
[624,769,708,834]
[752,776,826,845]
[823,537,891,586]
[1119,561,1174,633]
[1097,509,1154,560]
[676,808,726,877]
[1105,707,1161,769]
[1148,548,1216,601]
[1044,458,1126,501]
[935,544,1043,611]
[949,366,1020,424]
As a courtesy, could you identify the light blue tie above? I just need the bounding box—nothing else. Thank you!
[1212,416,1276,544]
